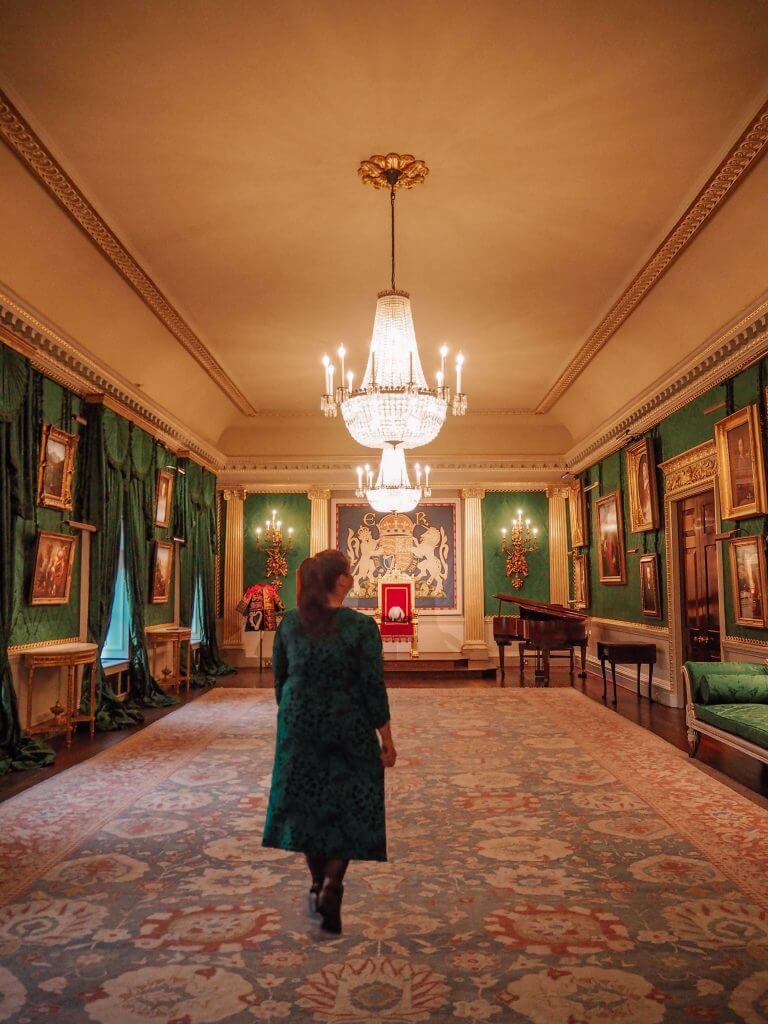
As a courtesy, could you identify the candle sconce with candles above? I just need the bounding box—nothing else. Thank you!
[500,509,540,590]
[254,509,294,592]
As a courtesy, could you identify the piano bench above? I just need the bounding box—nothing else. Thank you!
[597,641,657,705]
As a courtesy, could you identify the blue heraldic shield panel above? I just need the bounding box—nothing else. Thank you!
[335,503,458,611]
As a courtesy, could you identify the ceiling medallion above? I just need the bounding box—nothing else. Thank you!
[320,153,467,514]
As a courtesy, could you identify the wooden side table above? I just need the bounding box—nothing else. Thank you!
[24,642,99,748]
[146,626,192,693]
[597,641,656,705]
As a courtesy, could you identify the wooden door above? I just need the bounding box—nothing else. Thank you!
[679,490,720,661]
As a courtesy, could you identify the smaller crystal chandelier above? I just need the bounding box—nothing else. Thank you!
[255,509,294,591]
[500,509,539,590]
[355,444,432,514]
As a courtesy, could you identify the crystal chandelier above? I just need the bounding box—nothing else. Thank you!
[355,444,432,514]
[321,153,467,453]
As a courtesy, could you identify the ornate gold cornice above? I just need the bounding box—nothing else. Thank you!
[537,100,768,413]
[0,89,256,417]
[566,294,768,471]
[659,440,717,498]
[0,290,224,472]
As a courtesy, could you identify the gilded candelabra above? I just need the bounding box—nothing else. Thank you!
[254,509,294,591]
[500,509,539,590]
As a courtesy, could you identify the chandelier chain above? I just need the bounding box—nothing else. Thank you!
[390,187,396,292]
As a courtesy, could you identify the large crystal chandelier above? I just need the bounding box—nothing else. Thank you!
[320,153,467,513]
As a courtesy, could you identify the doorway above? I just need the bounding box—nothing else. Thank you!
[678,489,720,662]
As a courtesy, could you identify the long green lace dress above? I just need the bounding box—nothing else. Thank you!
[262,606,391,861]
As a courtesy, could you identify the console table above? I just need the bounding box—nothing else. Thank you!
[23,642,99,747]
[146,626,192,693]
[597,641,656,705]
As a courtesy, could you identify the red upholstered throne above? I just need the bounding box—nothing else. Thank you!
[376,572,419,658]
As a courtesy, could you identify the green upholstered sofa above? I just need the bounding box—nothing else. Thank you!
[683,661,768,765]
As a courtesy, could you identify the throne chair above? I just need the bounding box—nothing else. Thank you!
[376,571,419,658]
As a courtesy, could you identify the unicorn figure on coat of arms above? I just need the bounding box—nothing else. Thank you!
[346,511,449,599]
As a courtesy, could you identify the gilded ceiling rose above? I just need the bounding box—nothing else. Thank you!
[358,152,429,190]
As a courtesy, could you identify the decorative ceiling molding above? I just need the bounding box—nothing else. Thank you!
[222,456,564,473]
[0,286,225,471]
[536,99,768,414]
[0,88,257,417]
[565,292,768,472]
[246,406,537,418]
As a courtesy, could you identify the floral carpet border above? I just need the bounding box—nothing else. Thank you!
[0,690,257,907]
[518,688,768,910]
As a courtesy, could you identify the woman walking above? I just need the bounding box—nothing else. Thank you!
[262,549,397,934]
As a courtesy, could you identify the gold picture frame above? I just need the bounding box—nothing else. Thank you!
[150,540,174,604]
[154,469,175,528]
[37,424,79,511]
[626,437,659,532]
[568,478,587,548]
[572,552,589,610]
[595,490,626,585]
[715,405,767,520]
[639,553,661,619]
[729,536,767,628]
[29,531,77,605]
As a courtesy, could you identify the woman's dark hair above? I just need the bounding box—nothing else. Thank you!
[298,549,350,635]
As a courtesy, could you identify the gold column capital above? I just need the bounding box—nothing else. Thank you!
[307,488,332,502]
[546,485,570,498]
[461,487,486,501]
[223,488,246,502]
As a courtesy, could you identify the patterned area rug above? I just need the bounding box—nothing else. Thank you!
[1,688,768,1024]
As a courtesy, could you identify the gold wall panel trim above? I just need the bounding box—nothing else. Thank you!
[588,616,669,637]
[659,440,717,498]
[0,89,257,417]
[537,100,768,414]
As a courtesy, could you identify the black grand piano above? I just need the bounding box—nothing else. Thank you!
[493,594,588,687]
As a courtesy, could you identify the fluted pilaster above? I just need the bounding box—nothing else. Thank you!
[547,486,570,606]
[222,489,245,648]
[461,487,488,658]
[308,488,331,555]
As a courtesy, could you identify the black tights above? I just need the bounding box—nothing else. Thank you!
[306,853,349,889]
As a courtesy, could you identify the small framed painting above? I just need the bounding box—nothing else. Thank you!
[154,469,175,528]
[715,405,768,520]
[729,536,767,628]
[37,424,79,511]
[639,553,661,619]
[150,540,174,604]
[594,490,626,585]
[568,478,587,548]
[30,531,77,605]
[626,437,659,532]
[572,552,589,610]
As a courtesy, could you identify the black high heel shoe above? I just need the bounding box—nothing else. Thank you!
[317,882,344,934]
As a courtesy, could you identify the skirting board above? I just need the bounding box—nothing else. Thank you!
[585,653,677,708]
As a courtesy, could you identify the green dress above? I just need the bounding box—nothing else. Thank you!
[262,607,391,861]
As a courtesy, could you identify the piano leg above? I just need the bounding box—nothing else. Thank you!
[535,649,550,687]
[497,642,505,687]
[579,642,587,679]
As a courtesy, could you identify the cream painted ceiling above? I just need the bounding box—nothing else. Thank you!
[1,0,767,462]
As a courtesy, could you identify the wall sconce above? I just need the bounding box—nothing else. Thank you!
[254,508,294,591]
[500,508,539,590]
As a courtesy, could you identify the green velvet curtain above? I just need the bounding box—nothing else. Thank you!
[178,459,233,685]
[125,425,176,706]
[76,406,144,730]
[0,349,54,774]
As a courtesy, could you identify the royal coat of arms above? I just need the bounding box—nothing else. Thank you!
[345,510,450,601]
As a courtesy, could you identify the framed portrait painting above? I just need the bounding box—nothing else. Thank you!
[154,469,175,528]
[572,552,589,610]
[594,491,626,584]
[150,540,174,604]
[729,536,767,628]
[626,437,659,532]
[715,405,768,520]
[30,531,77,605]
[567,478,586,548]
[37,424,79,511]
[639,553,661,619]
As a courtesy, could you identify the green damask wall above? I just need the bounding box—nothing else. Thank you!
[576,361,768,639]
[483,491,550,616]
[9,376,84,646]
[243,493,311,611]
